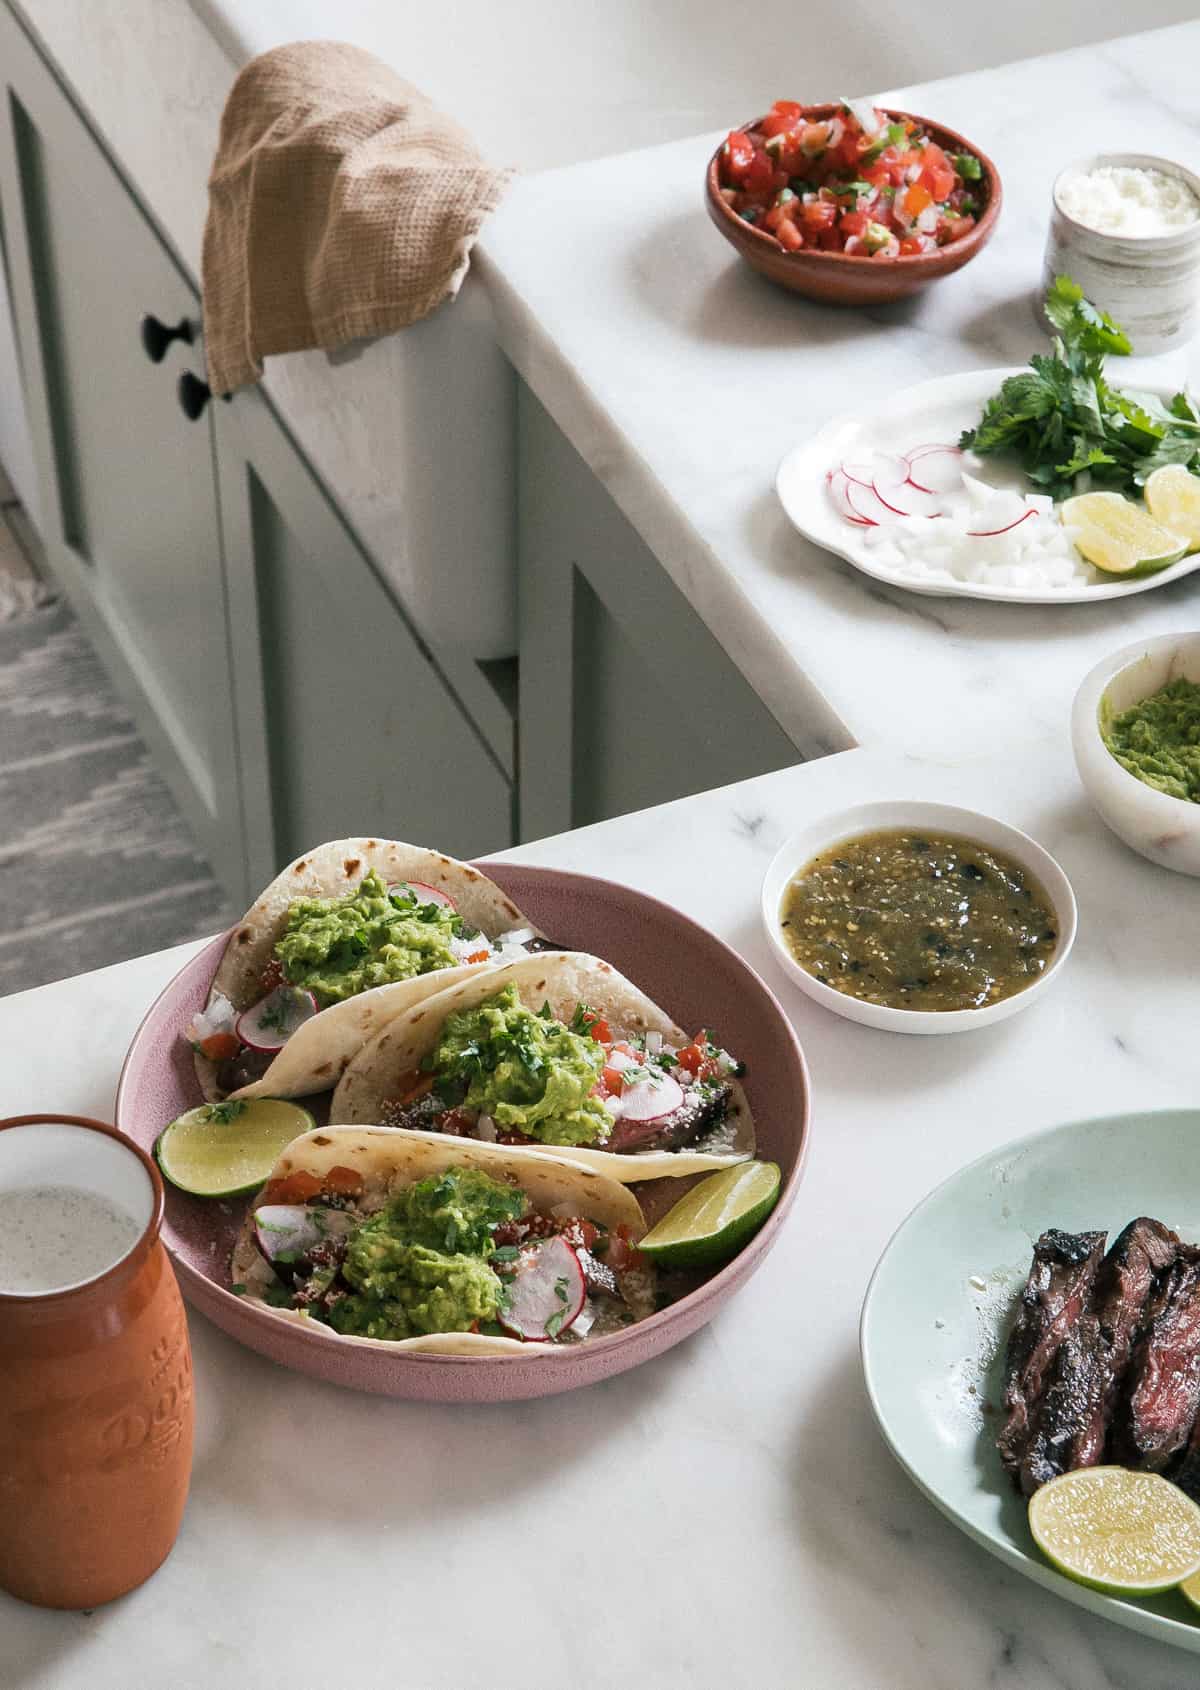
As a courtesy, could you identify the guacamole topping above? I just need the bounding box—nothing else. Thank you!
[1102,677,1200,804]
[428,984,611,1147]
[275,870,464,1005]
[328,1168,526,1341]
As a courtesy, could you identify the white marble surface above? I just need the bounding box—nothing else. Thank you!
[6,741,1200,1689]
[477,24,1200,760]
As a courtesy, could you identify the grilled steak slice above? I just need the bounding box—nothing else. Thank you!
[605,1081,735,1155]
[996,1229,1107,1483]
[1117,1249,1200,1471]
[1015,1220,1179,1494]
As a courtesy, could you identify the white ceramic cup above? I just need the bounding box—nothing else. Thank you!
[760,799,1077,1036]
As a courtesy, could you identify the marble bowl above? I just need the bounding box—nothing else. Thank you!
[760,800,1076,1035]
[116,864,811,1401]
[1072,633,1200,877]
[705,107,1002,305]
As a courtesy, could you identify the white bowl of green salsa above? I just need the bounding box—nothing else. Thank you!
[1073,633,1200,878]
[760,801,1077,1035]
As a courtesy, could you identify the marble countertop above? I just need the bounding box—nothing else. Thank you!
[476,23,1200,762]
[7,741,1200,1689]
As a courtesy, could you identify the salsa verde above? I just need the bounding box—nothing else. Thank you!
[780,829,1058,1012]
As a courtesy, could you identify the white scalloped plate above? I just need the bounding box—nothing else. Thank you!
[861,1108,1200,1654]
[777,368,1200,604]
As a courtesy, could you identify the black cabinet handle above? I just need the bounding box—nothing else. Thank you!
[178,370,212,421]
[141,314,193,364]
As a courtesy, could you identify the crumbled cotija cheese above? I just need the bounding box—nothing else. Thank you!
[1057,164,1200,238]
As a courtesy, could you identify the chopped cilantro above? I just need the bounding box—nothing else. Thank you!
[544,1309,567,1339]
[489,1245,520,1264]
[204,1099,247,1125]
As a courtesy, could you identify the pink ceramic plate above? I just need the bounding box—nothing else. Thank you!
[115,864,810,1400]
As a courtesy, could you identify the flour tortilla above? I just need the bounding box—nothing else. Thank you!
[195,839,539,1102]
[231,1126,652,1356]
[330,952,755,1183]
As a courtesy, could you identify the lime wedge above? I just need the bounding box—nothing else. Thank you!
[155,1099,315,1198]
[1028,1467,1200,1595]
[1144,464,1200,553]
[1180,1566,1200,1612]
[1060,491,1187,577]
[637,1160,781,1267]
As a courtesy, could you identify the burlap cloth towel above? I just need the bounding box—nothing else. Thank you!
[202,41,513,395]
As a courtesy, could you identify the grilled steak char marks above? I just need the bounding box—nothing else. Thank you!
[1016,1219,1180,1496]
[997,1228,1107,1484]
[1117,1246,1200,1472]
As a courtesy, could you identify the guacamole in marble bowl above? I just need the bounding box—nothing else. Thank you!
[1073,633,1200,878]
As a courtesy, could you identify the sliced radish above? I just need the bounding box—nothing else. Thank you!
[966,510,1037,538]
[253,1204,356,1265]
[844,479,893,526]
[870,455,913,494]
[904,447,963,494]
[390,881,456,910]
[496,1235,586,1342]
[841,458,886,487]
[827,470,873,527]
[614,1071,685,1123]
[236,986,320,1053]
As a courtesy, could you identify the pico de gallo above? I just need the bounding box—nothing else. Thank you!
[716,97,984,257]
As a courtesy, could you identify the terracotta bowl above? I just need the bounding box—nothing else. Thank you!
[705,105,1002,305]
[115,865,811,1402]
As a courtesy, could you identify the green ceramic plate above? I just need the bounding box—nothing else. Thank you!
[861,1108,1200,1654]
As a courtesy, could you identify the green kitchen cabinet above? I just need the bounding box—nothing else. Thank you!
[0,1,513,905]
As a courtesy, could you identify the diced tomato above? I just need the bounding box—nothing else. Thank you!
[898,235,925,255]
[938,213,976,244]
[918,142,956,201]
[258,957,286,997]
[606,1227,647,1275]
[799,198,837,235]
[770,99,804,122]
[777,220,803,252]
[198,1030,240,1062]
[723,130,756,181]
[761,110,800,140]
[743,149,777,196]
[585,1016,611,1045]
[839,209,871,240]
[322,1165,364,1196]
[261,1169,322,1204]
[558,1216,599,1253]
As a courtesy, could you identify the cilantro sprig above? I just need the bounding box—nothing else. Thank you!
[960,275,1200,500]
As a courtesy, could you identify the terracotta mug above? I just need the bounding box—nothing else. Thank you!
[0,1115,193,1608]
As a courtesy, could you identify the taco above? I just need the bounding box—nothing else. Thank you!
[231,1126,655,1354]
[187,839,547,1103]
[330,952,754,1182]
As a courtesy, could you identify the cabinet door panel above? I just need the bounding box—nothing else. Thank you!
[0,6,245,895]
[215,386,513,887]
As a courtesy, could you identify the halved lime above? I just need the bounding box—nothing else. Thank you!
[637,1160,781,1267]
[1028,1467,1200,1595]
[1060,491,1187,577]
[1144,464,1200,553]
[155,1099,315,1198]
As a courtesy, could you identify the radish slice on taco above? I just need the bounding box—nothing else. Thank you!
[330,953,754,1183]
[188,839,548,1103]
[231,1127,655,1354]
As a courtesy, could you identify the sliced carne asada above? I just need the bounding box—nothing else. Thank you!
[605,1080,735,1154]
[1117,1248,1200,1471]
[1015,1220,1179,1494]
[996,1228,1107,1484]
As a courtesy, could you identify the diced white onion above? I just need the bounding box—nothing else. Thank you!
[496,926,536,947]
[645,1031,663,1056]
[572,1302,596,1338]
[475,1114,497,1142]
[843,95,883,138]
